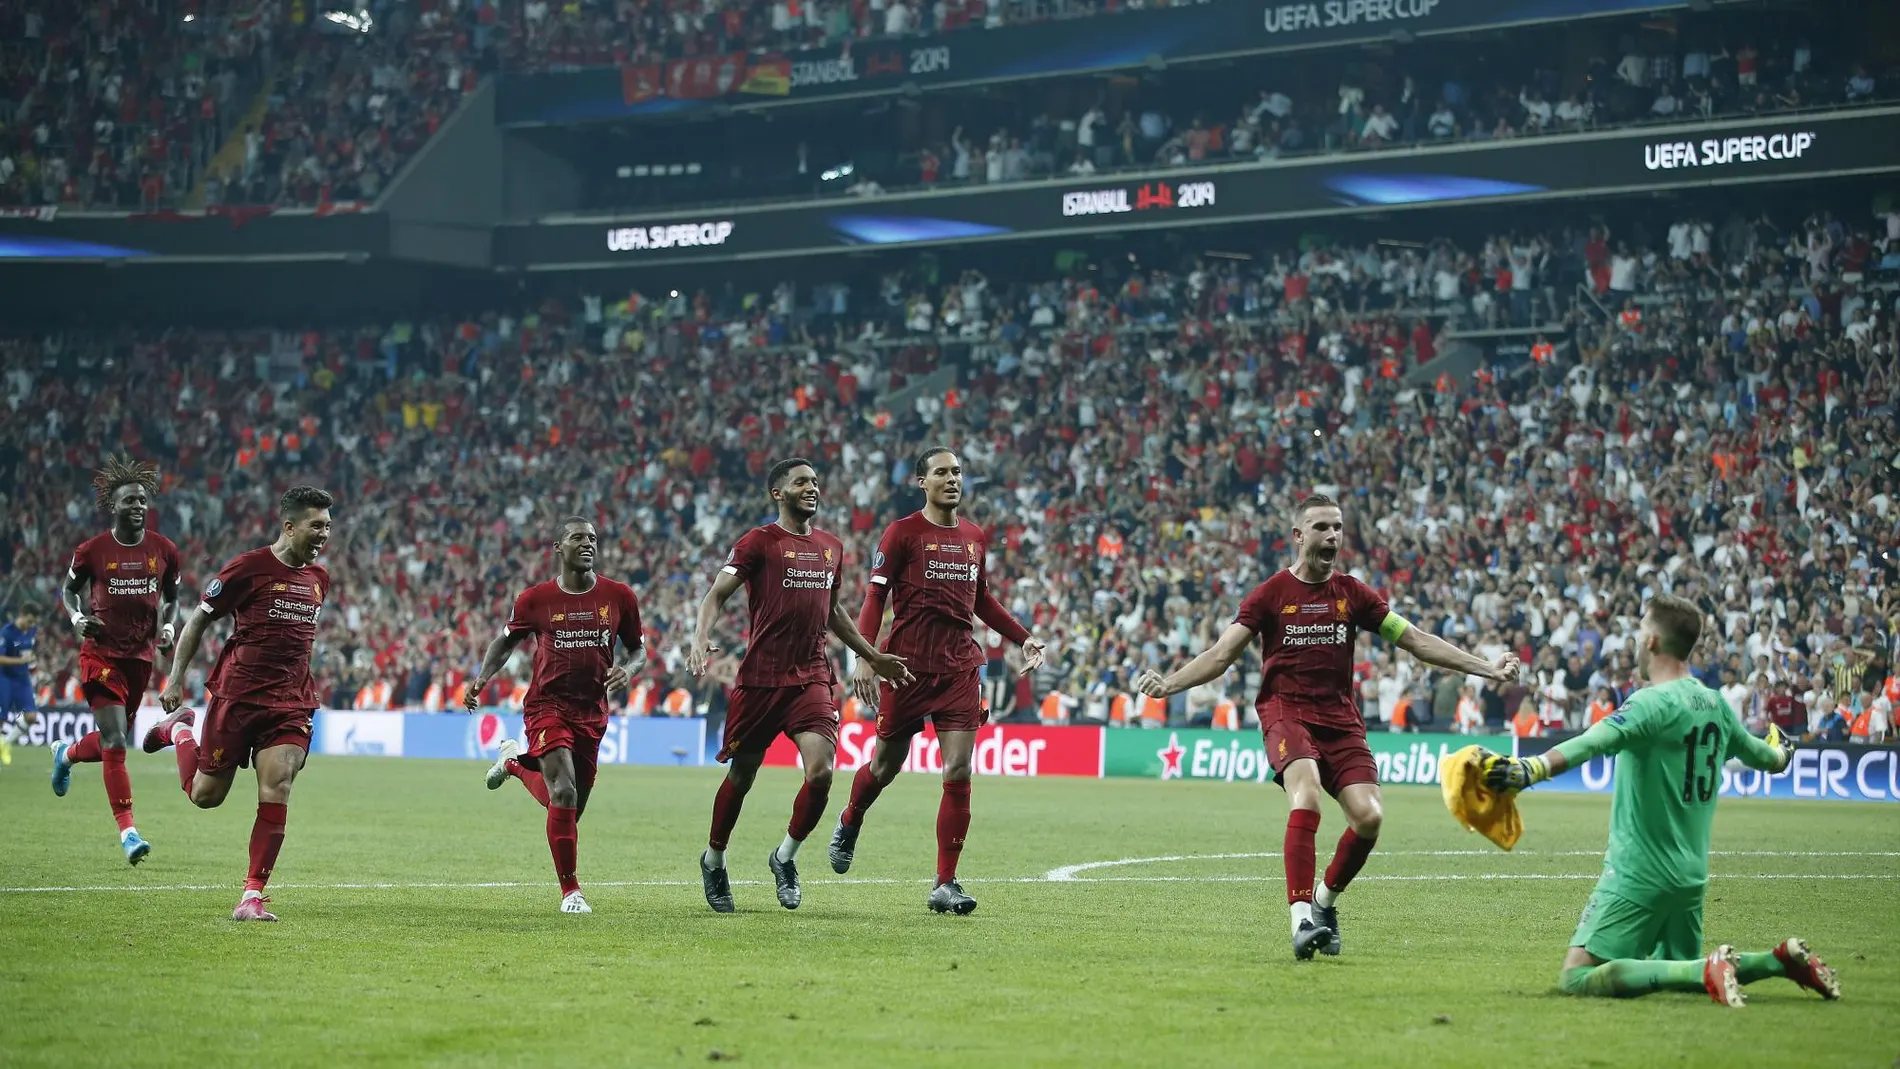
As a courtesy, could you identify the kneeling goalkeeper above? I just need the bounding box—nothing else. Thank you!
[1482,595,1841,1007]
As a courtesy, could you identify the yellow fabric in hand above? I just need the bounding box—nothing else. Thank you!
[1441,744,1524,851]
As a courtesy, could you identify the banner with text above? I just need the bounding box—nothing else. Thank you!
[1104,727,1470,786]
[1517,735,1900,803]
[504,109,1900,269]
[500,0,1686,124]
[759,721,1102,778]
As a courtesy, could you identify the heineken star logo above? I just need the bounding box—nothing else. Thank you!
[1157,732,1186,780]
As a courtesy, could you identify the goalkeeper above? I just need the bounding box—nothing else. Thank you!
[1481,595,1841,1007]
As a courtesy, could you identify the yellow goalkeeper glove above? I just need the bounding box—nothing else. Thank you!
[1479,750,1550,793]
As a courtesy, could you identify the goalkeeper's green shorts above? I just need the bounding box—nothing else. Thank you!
[1571,883,1703,962]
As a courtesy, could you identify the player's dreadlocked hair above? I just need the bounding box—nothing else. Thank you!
[92,455,160,512]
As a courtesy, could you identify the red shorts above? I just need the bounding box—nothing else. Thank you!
[198,695,313,775]
[720,682,838,762]
[523,709,605,792]
[79,652,152,713]
[1261,705,1377,798]
[876,669,983,741]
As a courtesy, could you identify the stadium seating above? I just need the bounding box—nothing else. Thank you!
[0,0,496,209]
[1,205,1894,739]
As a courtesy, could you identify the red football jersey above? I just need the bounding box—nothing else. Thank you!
[866,512,999,675]
[1234,568,1391,728]
[506,575,643,721]
[69,531,182,663]
[201,546,332,710]
[721,523,842,688]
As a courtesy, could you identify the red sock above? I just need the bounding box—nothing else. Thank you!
[840,764,885,827]
[707,778,744,851]
[547,806,580,896]
[1284,808,1321,904]
[786,777,831,842]
[935,780,972,885]
[507,760,550,808]
[100,748,136,832]
[1323,828,1378,895]
[66,731,102,763]
[173,729,198,793]
[244,802,288,892]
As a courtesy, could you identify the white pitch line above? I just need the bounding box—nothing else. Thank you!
[1041,850,1900,882]
[7,862,1899,895]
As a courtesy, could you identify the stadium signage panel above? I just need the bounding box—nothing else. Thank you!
[1060,180,1218,217]
[504,108,1900,269]
[310,711,711,766]
[1642,130,1816,170]
[1518,736,1900,803]
[1264,0,1440,34]
[1104,727,1468,786]
[605,220,735,251]
[499,0,1689,123]
[760,721,1103,777]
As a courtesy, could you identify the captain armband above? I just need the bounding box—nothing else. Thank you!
[1378,612,1411,643]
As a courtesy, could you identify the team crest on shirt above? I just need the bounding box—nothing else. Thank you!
[147,556,158,571]
[824,548,834,563]
[1335,598,1348,620]
[597,606,611,620]
[313,584,323,601]
[966,543,978,558]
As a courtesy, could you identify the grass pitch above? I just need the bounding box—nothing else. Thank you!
[2,750,1895,1068]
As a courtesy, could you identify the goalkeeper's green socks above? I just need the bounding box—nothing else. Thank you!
[1735,952,1787,984]
[1562,953,1787,997]
[1561,959,1705,997]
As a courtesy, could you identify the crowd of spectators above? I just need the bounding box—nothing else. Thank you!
[595,12,1894,210]
[516,0,1173,73]
[3,201,1897,745]
[0,0,498,211]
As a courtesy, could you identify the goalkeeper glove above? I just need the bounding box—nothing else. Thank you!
[1479,750,1550,793]
[1766,723,1796,774]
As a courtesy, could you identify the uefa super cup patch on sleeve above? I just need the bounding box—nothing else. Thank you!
[204,579,223,598]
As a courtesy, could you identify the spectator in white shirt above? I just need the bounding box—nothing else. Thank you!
[1361,105,1399,145]
[1519,88,1552,131]
[1428,102,1457,139]
[1555,93,1591,128]
[1652,85,1680,117]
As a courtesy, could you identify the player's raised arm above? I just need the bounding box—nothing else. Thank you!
[607,587,647,693]
[156,549,181,653]
[1136,623,1255,698]
[466,628,531,711]
[61,559,102,639]
[850,526,907,704]
[1393,622,1520,683]
[973,542,1042,674]
[827,569,912,688]
[690,561,747,678]
[158,606,216,713]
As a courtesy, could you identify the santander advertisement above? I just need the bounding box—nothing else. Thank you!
[760,721,1102,777]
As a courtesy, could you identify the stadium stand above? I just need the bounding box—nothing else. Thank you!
[544,5,1895,210]
[3,202,1895,739]
[0,0,496,209]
